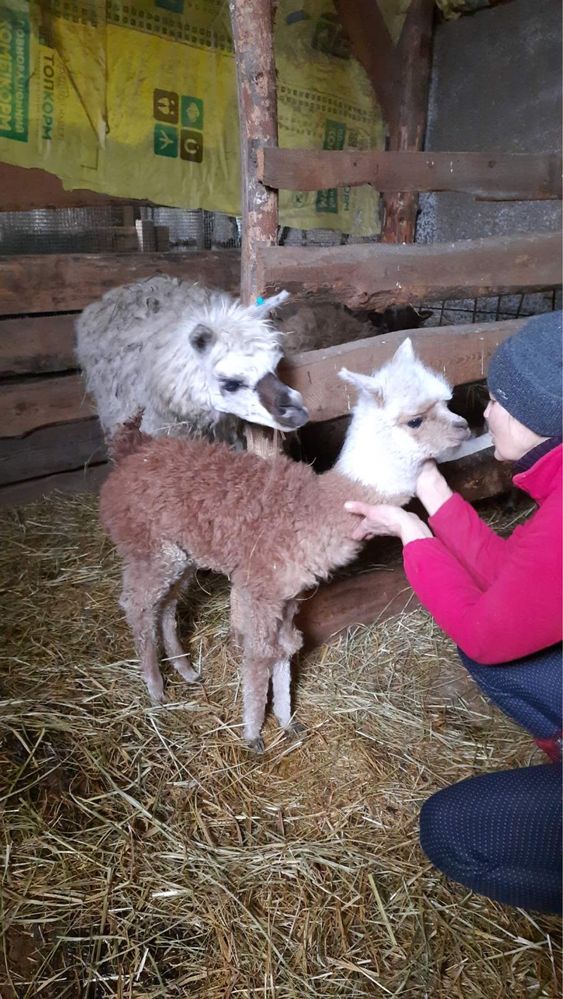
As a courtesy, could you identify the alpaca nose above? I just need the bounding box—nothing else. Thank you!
[255,372,309,429]
[453,416,471,437]
[277,398,310,429]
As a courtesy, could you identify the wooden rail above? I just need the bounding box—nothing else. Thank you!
[258,149,563,200]
[0,315,77,376]
[258,231,562,310]
[0,250,241,316]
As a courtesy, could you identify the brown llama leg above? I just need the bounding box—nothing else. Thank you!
[229,583,245,651]
[119,542,192,703]
[272,601,305,738]
[160,568,201,684]
[236,590,284,752]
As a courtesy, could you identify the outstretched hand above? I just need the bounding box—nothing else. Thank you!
[344,501,433,545]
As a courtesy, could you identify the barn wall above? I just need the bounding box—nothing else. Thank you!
[417,0,562,244]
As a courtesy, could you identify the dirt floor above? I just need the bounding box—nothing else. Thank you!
[0,493,560,998]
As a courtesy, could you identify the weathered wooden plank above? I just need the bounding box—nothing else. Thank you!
[0,462,109,508]
[0,418,105,485]
[258,232,562,310]
[0,374,93,437]
[229,0,278,306]
[258,149,563,200]
[0,315,77,376]
[0,250,241,316]
[296,566,417,650]
[280,319,525,423]
[0,163,151,211]
[439,444,513,502]
[333,0,400,131]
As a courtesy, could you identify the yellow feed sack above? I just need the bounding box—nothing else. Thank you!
[0,0,411,234]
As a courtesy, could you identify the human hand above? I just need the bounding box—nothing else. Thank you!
[344,501,433,545]
[415,461,453,516]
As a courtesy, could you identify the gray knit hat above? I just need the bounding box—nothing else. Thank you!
[487,311,563,438]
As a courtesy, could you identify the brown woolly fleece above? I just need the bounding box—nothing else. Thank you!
[99,422,377,749]
[101,428,372,604]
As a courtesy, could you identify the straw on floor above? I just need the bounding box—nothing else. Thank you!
[0,493,560,998]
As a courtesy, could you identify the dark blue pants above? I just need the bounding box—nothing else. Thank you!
[420,644,562,913]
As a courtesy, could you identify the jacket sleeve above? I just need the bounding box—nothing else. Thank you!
[428,493,509,589]
[403,498,563,664]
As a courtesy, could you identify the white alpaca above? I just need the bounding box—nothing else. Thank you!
[100,339,470,751]
[76,276,307,440]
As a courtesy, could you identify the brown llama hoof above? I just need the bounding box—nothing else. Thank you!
[285,720,307,741]
[245,736,265,754]
[175,661,203,684]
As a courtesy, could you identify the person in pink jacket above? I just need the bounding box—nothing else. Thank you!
[346,311,562,914]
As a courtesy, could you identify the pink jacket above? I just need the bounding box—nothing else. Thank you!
[403,445,563,664]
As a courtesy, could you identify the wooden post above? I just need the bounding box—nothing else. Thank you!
[382,0,434,243]
[333,0,400,134]
[229,0,283,458]
[228,0,279,307]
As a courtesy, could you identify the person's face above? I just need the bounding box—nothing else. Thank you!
[484,394,547,461]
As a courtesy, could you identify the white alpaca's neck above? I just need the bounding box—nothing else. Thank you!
[334,414,420,502]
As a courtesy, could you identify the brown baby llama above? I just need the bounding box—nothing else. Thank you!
[100,339,469,751]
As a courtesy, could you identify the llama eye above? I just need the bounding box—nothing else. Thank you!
[221,379,245,393]
[407,417,424,429]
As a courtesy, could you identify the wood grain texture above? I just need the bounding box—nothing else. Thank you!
[0,418,105,485]
[0,250,241,316]
[259,232,562,310]
[229,0,278,305]
[0,462,108,508]
[0,374,93,437]
[258,149,563,200]
[0,315,77,375]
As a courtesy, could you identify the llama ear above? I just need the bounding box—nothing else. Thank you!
[392,337,415,364]
[339,368,385,405]
[190,324,215,352]
[252,290,291,317]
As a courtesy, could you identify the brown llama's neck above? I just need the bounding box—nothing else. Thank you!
[317,467,411,525]
[297,468,411,580]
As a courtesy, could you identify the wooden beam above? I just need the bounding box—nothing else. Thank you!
[0,462,108,508]
[0,315,77,376]
[0,418,105,486]
[258,149,563,200]
[258,231,562,311]
[280,319,526,423]
[0,250,241,317]
[382,0,435,243]
[229,0,278,306]
[296,566,417,650]
[333,0,400,131]
[0,374,93,437]
[439,444,513,502]
[0,163,151,211]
